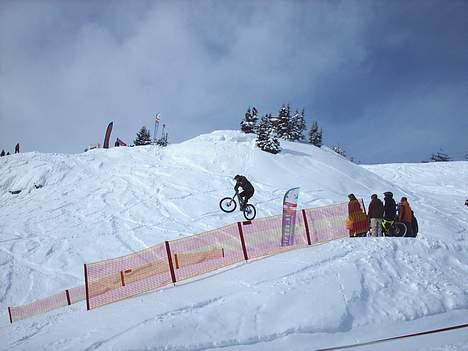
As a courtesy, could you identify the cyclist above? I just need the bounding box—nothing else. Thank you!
[233,175,255,210]
[382,191,397,233]
[383,192,396,220]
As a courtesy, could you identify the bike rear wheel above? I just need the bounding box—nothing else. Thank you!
[394,222,408,237]
[382,222,407,237]
[243,204,256,220]
[220,197,237,213]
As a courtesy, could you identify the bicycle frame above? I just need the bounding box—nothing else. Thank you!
[233,191,245,207]
[382,219,395,231]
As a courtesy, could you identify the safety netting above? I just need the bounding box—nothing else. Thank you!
[240,214,309,259]
[8,285,85,323]
[304,202,349,243]
[8,200,355,321]
[169,223,245,282]
[85,242,172,310]
[84,201,352,311]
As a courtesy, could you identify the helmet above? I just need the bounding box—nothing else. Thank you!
[233,174,241,180]
[384,191,393,197]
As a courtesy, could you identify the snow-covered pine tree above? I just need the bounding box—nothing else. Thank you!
[134,126,152,146]
[240,107,258,134]
[298,109,307,140]
[331,145,346,157]
[288,109,306,142]
[308,120,323,147]
[156,132,169,147]
[256,115,281,154]
[276,104,290,140]
[431,151,451,162]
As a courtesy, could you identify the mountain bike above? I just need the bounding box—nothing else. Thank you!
[219,192,257,220]
[381,219,407,237]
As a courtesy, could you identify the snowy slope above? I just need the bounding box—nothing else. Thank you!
[0,131,467,350]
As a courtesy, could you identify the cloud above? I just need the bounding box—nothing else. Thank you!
[0,0,466,163]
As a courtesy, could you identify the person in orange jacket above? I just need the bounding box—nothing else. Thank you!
[398,197,413,235]
[347,193,369,237]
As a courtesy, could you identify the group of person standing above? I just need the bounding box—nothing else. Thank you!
[0,143,20,157]
[367,192,414,237]
[347,192,416,237]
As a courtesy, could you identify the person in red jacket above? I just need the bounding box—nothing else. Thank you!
[398,197,413,235]
[346,194,369,237]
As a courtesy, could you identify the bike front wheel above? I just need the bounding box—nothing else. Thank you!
[243,204,256,220]
[220,197,237,213]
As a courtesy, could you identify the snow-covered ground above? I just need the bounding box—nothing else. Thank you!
[0,130,467,350]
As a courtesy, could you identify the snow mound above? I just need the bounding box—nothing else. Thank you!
[0,130,467,350]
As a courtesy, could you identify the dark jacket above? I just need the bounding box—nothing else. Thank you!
[383,196,397,221]
[368,198,384,219]
[234,176,254,193]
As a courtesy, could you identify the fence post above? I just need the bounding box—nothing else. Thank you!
[65,289,71,305]
[120,271,126,287]
[237,222,249,261]
[165,241,177,284]
[302,209,312,245]
[84,264,90,311]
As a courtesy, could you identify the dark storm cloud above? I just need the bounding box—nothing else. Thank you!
[0,0,467,163]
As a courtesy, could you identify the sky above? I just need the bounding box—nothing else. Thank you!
[0,0,467,163]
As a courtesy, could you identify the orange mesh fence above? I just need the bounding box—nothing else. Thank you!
[84,202,352,310]
[240,214,309,259]
[304,201,350,243]
[8,285,85,323]
[85,242,172,310]
[8,201,355,321]
[169,223,245,282]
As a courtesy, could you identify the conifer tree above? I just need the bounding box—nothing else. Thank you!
[0,149,5,157]
[275,104,307,142]
[431,151,451,162]
[156,132,169,147]
[134,126,152,146]
[288,109,306,142]
[276,104,290,140]
[331,145,346,157]
[308,121,323,147]
[240,107,258,134]
[256,115,281,154]
[298,109,307,140]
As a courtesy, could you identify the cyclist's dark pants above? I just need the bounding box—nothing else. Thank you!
[240,189,254,206]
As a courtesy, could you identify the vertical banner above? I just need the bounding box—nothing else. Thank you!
[281,187,300,246]
[153,113,160,143]
[103,121,113,149]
